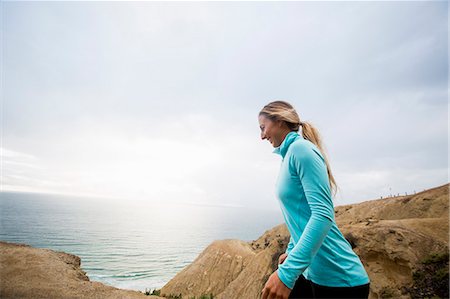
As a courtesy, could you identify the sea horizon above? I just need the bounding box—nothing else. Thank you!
[0,190,285,291]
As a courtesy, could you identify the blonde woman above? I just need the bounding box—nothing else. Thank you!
[259,101,370,299]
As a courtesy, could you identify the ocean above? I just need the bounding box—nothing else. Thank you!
[0,191,284,292]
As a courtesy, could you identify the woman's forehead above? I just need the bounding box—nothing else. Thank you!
[258,114,273,125]
[258,114,268,123]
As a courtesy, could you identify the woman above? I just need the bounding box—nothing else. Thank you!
[259,101,370,299]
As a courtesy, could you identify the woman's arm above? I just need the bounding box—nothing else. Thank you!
[286,236,295,255]
[277,142,335,289]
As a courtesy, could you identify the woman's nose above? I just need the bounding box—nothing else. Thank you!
[261,132,266,140]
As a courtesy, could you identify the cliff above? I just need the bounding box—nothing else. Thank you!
[0,241,164,299]
[160,183,449,299]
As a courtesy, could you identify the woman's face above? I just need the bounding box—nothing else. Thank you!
[258,114,288,148]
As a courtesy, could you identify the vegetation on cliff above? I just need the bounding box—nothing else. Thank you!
[408,251,449,299]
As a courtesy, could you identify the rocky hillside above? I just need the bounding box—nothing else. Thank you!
[161,183,449,299]
[0,241,164,299]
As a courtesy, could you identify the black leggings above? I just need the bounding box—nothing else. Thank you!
[289,274,370,299]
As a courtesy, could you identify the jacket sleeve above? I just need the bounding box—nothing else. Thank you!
[277,142,335,289]
[285,236,295,255]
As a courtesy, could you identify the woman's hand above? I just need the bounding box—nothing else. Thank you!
[278,253,288,265]
[261,270,291,299]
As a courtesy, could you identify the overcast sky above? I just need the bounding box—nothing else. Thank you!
[1,1,448,210]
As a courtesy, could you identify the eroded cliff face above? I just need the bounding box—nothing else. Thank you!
[161,184,449,299]
[335,184,449,299]
[0,241,164,299]
[160,224,291,299]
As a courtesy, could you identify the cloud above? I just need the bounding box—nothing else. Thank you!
[2,1,447,208]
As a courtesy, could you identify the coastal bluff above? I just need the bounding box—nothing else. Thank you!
[0,241,164,299]
[1,183,448,299]
[160,183,449,299]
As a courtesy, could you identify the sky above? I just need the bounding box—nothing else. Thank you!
[1,1,448,210]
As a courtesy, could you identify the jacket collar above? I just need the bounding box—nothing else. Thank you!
[273,131,302,158]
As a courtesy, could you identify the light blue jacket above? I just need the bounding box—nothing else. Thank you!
[273,131,370,289]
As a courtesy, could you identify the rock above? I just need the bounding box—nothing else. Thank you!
[160,225,291,299]
[161,183,449,299]
[0,241,164,299]
[215,225,290,299]
[160,239,258,298]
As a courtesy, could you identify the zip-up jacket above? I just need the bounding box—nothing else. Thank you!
[273,131,370,289]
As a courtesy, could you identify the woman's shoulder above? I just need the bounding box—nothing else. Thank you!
[289,138,317,154]
[288,138,324,161]
[291,137,312,148]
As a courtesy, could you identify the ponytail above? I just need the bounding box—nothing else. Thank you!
[300,121,338,197]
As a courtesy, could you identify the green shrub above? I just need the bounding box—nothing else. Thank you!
[408,251,449,299]
[143,288,161,296]
[422,252,449,265]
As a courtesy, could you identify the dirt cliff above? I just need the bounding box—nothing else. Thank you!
[0,241,164,299]
[160,183,449,299]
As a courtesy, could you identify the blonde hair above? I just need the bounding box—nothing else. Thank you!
[259,100,338,197]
